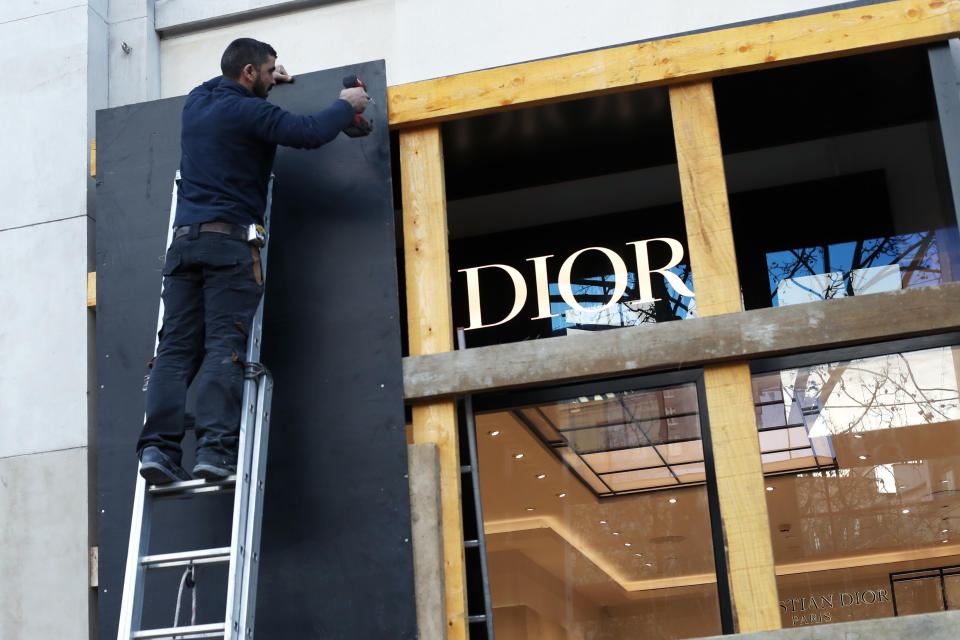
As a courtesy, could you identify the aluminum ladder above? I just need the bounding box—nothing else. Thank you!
[116,172,275,640]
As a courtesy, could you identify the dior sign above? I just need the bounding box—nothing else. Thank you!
[458,237,695,330]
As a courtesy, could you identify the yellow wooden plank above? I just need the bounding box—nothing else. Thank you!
[705,364,781,633]
[87,271,96,309]
[400,125,468,639]
[671,79,778,631]
[90,139,96,178]
[670,81,741,317]
[388,0,960,127]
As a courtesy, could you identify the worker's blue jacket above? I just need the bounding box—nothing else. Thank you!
[173,76,355,228]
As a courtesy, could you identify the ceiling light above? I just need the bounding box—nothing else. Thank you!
[668,498,677,504]
[943,480,951,484]
[645,562,653,567]
[624,543,632,547]
[634,553,643,557]
[612,531,621,536]
[525,507,535,512]
[556,492,567,498]
[766,486,774,492]
[858,455,868,460]
[513,453,524,459]
[536,473,546,479]
[901,509,910,514]
[853,434,863,439]
[488,430,501,437]
[943,539,950,543]
[599,520,607,524]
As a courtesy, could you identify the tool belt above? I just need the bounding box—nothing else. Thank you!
[173,221,265,246]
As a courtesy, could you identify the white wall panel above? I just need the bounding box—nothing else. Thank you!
[0,217,91,458]
[160,0,394,97]
[159,0,874,97]
[0,0,83,24]
[0,447,90,640]
[0,6,90,229]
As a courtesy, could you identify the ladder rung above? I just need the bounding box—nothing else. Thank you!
[468,614,487,624]
[464,539,479,549]
[140,547,231,570]
[132,622,226,639]
[148,476,237,497]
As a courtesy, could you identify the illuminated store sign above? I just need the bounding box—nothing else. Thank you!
[459,237,695,330]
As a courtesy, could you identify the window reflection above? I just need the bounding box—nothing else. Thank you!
[754,344,960,628]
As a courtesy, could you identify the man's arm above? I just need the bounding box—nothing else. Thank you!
[252,99,357,149]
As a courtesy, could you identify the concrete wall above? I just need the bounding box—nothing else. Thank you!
[0,1,106,639]
[156,0,885,98]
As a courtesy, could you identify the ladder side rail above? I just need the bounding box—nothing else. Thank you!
[457,328,496,639]
[118,172,183,640]
[239,373,274,637]
[224,175,274,639]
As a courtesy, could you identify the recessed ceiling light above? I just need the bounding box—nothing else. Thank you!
[853,434,863,439]
[943,539,950,544]
[668,498,677,504]
[645,562,653,567]
[858,455,868,460]
[942,529,950,534]
[488,430,501,437]
[943,480,951,484]
[766,487,774,492]
[513,453,524,459]
[556,492,567,498]
[599,520,607,524]
[634,553,643,557]
[525,507,535,512]
[624,543,632,547]
[536,473,546,479]
[612,531,621,536]
[901,509,910,514]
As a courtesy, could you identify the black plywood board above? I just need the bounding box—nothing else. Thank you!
[96,60,416,639]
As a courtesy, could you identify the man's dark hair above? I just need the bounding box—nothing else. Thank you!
[220,38,277,79]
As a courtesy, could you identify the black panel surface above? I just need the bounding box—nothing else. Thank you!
[96,61,415,639]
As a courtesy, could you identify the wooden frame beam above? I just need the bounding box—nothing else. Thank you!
[402,281,960,401]
[399,125,469,639]
[387,0,960,128]
[671,79,779,633]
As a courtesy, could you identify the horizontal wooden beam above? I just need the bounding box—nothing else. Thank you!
[403,281,960,401]
[387,0,960,127]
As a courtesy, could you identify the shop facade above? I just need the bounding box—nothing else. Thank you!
[395,2,960,637]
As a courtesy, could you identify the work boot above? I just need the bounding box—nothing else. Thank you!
[139,446,192,484]
[193,449,237,481]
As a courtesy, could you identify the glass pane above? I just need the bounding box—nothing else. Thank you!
[754,344,960,629]
[476,380,722,638]
[716,46,960,314]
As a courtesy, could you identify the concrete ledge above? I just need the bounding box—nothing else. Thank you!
[698,609,960,639]
[154,0,339,36]
[403,282,960,401]
[407,443,446,640]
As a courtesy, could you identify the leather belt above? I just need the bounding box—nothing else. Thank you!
[173,221,246,241]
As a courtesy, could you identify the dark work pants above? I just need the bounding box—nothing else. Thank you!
[138,229,263,462]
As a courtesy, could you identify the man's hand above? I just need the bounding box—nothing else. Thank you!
[273,64,294,83]
[339,87,371,114]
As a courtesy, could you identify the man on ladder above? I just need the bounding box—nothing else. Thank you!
[137,37,370,483]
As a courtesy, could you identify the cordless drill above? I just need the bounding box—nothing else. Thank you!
[342,74,373,137]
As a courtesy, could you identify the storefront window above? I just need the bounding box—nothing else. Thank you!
[751,341,960,628]
[715,46,960,311]
[474,375,724,639]
[444,87,692,348]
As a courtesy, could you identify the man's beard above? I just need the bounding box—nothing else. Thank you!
[253,74,270,99]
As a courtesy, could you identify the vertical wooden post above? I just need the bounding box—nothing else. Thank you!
[670,80,781,633]
[400,125,468,639]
